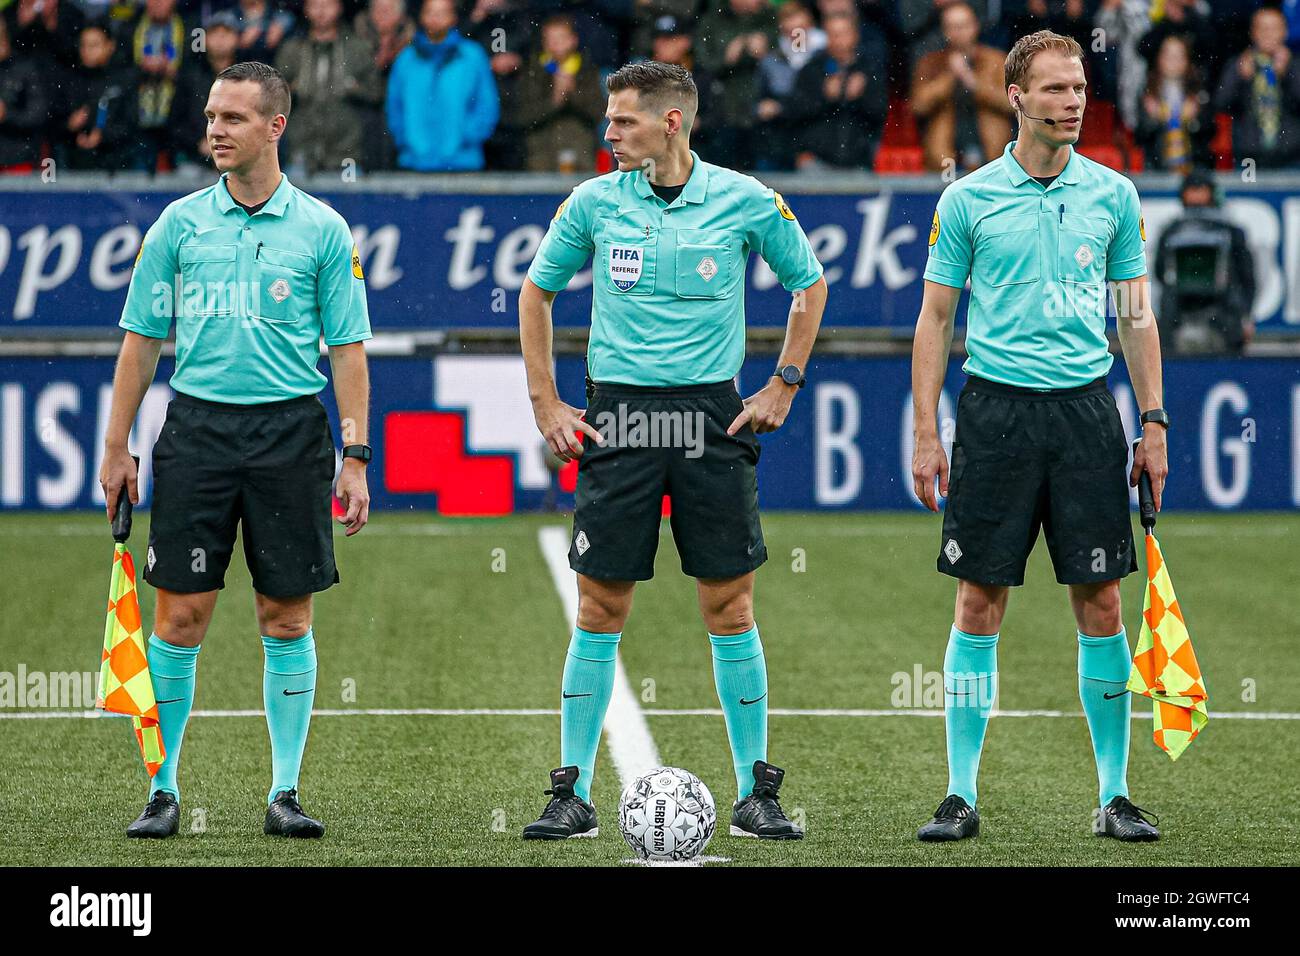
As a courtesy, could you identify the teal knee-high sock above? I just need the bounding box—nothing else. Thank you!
[710,624,768,800]
[944,625,999,807]
[146,634,200,801]
[262,631,317,804]
[1078,629,1132,805]
[560,627,621,803]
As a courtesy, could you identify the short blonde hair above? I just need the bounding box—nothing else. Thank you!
[1004,30,1084,91]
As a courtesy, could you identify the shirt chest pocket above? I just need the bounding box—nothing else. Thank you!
[1058,213,1110,284]
[600,224,657,296]
[979,214,1040,288]
[674,229,735,300]
[178,243,238,316]
[253,245,316,322]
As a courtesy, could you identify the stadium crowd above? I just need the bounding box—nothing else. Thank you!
[0,0,1295,176]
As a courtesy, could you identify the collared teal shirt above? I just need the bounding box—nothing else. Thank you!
[120,173,372,404]
[527,150,823,387]
[924,141,1147,390]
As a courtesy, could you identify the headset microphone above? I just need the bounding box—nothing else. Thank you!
[1014,95,1057,126]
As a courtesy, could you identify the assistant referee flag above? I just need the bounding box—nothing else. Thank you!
[1126,532,1209,761]
[97,515,164,777]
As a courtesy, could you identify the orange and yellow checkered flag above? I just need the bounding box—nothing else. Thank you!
[1126,530,1208,761]
[97,490,164,777]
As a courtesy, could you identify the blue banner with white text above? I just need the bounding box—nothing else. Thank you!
[1,354,1295,512]
[3,185,1300,333]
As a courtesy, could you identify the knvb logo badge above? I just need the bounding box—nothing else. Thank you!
[696,256,718,282]
[608,245,642,291]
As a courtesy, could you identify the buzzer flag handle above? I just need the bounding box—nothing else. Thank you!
[111,455,140,543]
[1131,439,1156,534]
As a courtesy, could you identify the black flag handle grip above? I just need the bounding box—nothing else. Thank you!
[110,455,140,543]
[1131,439,1156,532]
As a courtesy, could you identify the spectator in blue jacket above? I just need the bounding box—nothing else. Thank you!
[386,0,499,171]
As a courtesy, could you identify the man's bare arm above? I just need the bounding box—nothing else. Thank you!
[910,279,962,512]
[775,275,826,374]
[1114,274,1169,509]
[328,340,370,535]
[519,276,602,461]
[728,275,827,435]
[99,331,164,519]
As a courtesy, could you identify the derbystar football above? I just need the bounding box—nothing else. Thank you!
[618,767,716,861]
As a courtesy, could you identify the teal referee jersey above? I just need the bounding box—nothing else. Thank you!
[120,173,372,405]
[924,142,1147,390]
[527,149,824,387]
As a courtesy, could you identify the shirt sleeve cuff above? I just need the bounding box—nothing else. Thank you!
[118,318,168,339]
[782,266,824,292]
[525,268,570,293]
[923,262,969,288]
[324,330,374,346]
[1106,260,1147,281]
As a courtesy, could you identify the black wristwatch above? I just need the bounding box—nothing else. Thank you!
[774,364,806,388]
[1139,408,1170,430]
[342,443,372,464]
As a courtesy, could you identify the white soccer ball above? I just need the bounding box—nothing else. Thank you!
[618,767,716,861]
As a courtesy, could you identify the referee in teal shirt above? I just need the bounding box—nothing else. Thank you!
[518,62,828,843]
[911,32,1169,843]
[99,63,372,840]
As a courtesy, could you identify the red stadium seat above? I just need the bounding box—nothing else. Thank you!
[875,145,925,174]
[1076,144,1126,170]
[1212,113,1234,170]
[1080,98,1116,146]
[882,97,921,148]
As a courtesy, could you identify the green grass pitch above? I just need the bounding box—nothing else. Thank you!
[0,511,1297,866]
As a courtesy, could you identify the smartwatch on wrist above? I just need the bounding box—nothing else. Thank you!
[1139,408,1170,430]
[342,444,372,464]
[774,364,806,388]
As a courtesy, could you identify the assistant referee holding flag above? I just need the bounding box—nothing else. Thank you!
[912,31,1168,842]
[519,62,827,841]
[100,62,373,839]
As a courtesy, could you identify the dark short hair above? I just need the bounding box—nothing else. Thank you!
[214,61,292,119]
[1180,167,1221,206]
[606,61,698,131]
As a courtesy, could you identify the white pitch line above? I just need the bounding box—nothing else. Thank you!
[4,707,1297,720]
[537,525,662,786]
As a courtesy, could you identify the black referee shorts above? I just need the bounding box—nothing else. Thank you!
[570,379,766,581]
[145,392,339,598]
[938,375,1138,587]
